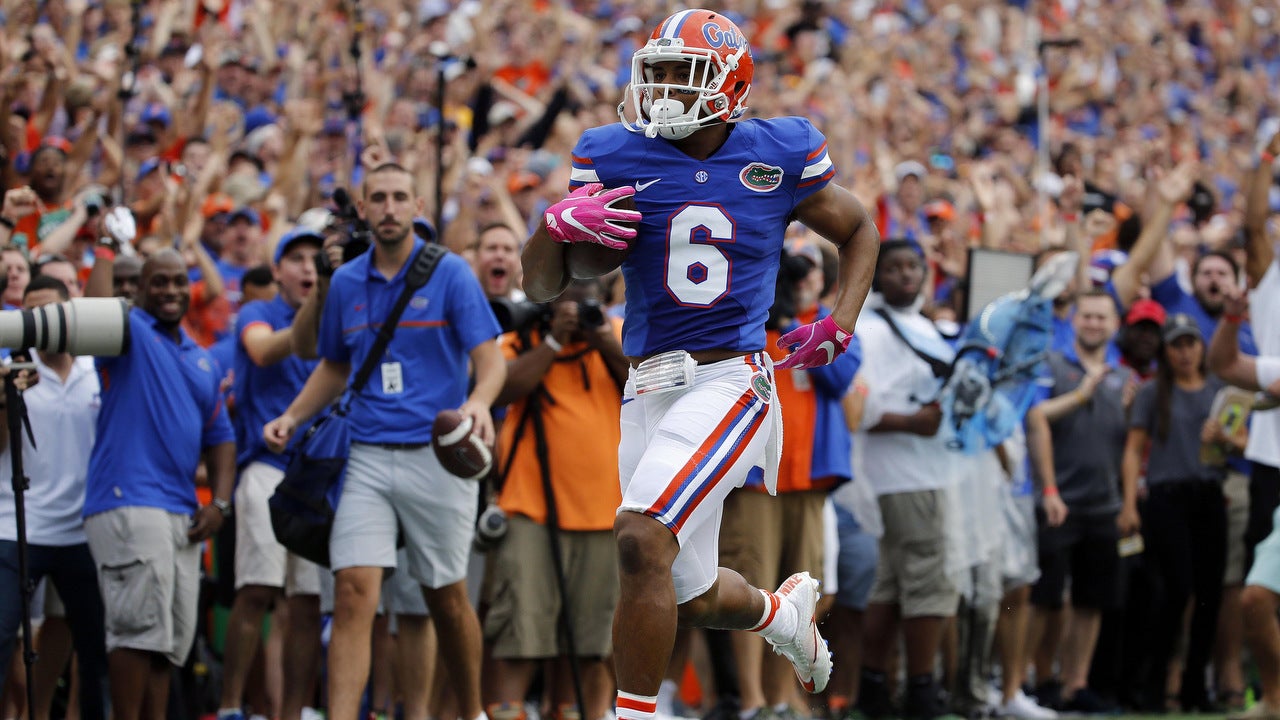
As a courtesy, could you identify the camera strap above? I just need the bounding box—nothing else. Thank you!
[874,308,953,380]
[343,243,447,409]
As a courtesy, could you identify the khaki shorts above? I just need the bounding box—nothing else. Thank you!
[1225,470,1251,585]
[868,489,957,618]
[483,515,618,659]
[235,462,322,596]
[84,507,200,666]
[719,488,826,591]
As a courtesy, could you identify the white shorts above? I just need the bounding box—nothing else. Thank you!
[235,462,322,596]
[618,352,778,605]
[385,548,429,618]
[330,444,479,589]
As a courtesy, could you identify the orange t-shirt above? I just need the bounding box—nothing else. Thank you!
[761,306,834,494]
[11,200,75,257]
[496,322,624,531]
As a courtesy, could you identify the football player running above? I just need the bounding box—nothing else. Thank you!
[521,9,880,717]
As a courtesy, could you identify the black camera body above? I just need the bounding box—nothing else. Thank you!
[489,297,606,335]
[332,187,373,262]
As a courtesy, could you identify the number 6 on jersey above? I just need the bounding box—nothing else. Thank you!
[666,204,734,307]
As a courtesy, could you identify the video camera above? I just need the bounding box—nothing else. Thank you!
[0,298,131,357]
[325,187,374,268]
[489,297,606,335]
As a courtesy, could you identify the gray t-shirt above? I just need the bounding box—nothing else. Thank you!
[1043,351,1132,515]
[1129,376,1226,486]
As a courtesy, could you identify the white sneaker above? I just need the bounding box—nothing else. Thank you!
[765,571,832,694]
[1000,690,1058,719]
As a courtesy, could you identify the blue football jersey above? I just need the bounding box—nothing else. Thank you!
[569,117,835,357]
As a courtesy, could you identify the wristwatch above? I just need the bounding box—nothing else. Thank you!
[211,498,233,519]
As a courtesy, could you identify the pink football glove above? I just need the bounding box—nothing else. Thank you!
[775,315,853,370]
[544,183,641,251]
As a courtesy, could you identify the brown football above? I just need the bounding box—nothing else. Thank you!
[431,409,492,481]
[565,191,637,279]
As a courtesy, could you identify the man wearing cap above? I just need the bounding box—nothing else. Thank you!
[139,103,174,155]
[1023,289,1133,713]
[875,161,930,243]
[217,206,264,310]
[216,228,324,720]
[1117,299,1166,381]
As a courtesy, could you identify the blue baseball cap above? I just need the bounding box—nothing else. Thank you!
[274,227,324,264]
[227,207,261,226]
[243,106,277,135]
[140,102,171,127]
[413,217,436,241]
[135,157,163,184]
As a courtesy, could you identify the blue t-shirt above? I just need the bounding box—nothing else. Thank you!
[234,296,319,470]
[215,259,248,309]
[568,117,836,357]
[85,308,236,517]
[317,240,501,444]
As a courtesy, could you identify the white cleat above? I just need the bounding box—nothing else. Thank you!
[1000,690,1058,719]
[765,571,832,693]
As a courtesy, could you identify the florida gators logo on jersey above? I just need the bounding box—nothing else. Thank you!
[740,163,783,192]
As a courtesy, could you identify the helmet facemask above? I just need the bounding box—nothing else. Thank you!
[620,39,750,140]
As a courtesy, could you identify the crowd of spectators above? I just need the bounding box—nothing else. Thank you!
[2,0,1280,719]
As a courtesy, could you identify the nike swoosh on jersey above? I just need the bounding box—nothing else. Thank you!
[634,179,662,192]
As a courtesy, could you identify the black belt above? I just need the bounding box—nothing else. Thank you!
[355,441,432,450]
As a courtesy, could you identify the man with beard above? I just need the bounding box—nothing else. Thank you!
[81,248,237,720]
[473,223,524,301]
[264,164,505,720]
[1110,161,1254,356]
[1023,290,1131,713]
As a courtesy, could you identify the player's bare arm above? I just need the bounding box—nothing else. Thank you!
[793,183,880,331]
[522,220,571,302]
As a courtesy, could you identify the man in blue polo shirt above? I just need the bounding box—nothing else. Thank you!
[82,248,236,720]
[216,227,324,720]
[264,163,505,720]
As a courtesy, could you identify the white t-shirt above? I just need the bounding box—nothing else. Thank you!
[854,297,958,497]
[1260,356,1280,390]
[1247,251,1280,467]
[0,355,99,546]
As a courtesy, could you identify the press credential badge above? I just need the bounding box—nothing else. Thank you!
[382,362,404,394]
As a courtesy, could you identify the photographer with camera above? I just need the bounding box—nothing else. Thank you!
[81,244,237,720]
[264,164,504,720]
[0,276,108,720]
[482,278,627,720]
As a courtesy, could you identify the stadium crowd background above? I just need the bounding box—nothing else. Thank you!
[3,0,1280,719]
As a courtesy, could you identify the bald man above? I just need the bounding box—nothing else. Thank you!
[84,247,237,720]
[112,255,142,301]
